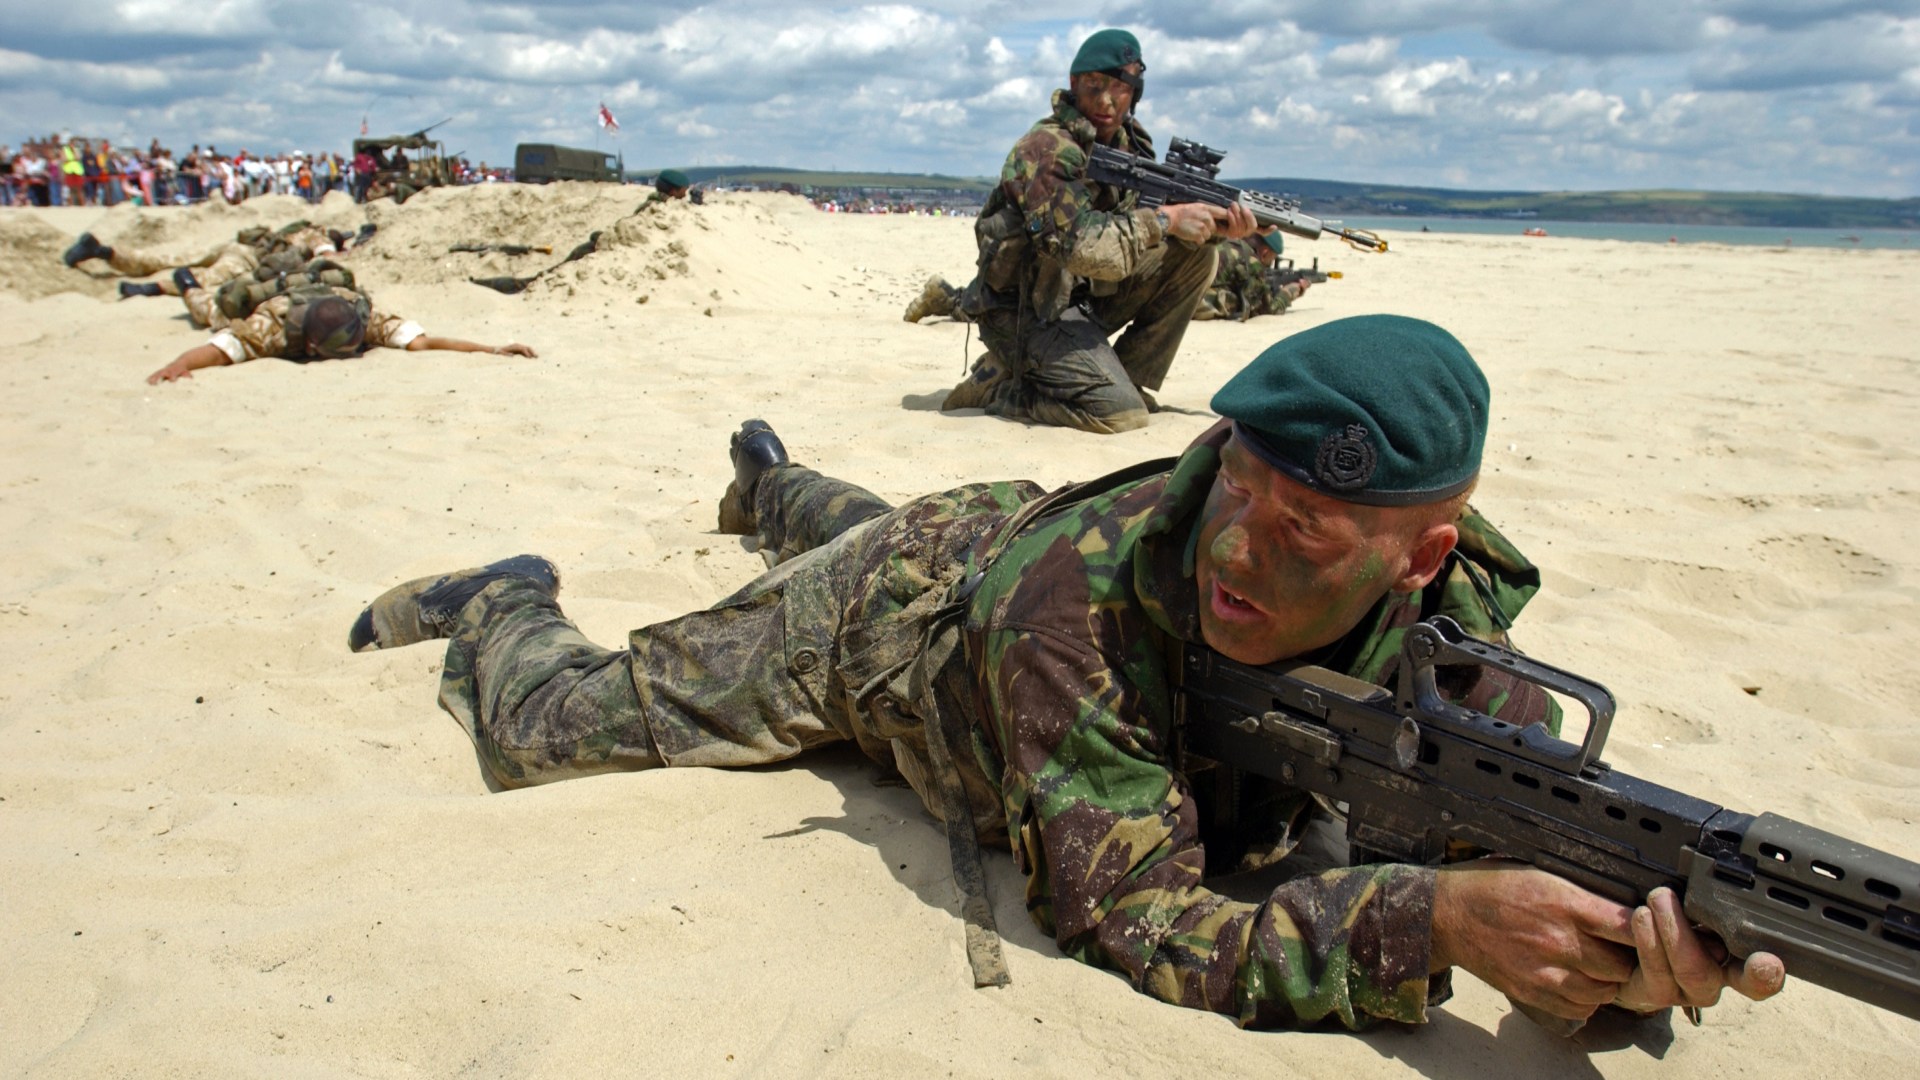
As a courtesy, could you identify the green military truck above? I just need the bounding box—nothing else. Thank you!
[514,144,624,183]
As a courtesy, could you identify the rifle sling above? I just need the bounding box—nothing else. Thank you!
[916,455,1178,989]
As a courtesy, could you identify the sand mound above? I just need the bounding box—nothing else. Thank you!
[347,182,822,316]
[3,191,376,300]
[0,215,107,300]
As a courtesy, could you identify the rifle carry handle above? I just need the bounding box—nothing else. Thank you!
[1401,617,1617,775]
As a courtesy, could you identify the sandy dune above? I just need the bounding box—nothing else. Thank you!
[2,184,1917,1076]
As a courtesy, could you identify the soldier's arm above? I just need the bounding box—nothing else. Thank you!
[404,335,537,357]
[146,343,232,384]
[357,309,530,356]
[982,625,1439,1029]
[1010,131,1168,281]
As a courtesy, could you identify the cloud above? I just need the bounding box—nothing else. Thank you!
[1691,14,1920,91]
[0,1,1913,196]
[1324,37,1401,76]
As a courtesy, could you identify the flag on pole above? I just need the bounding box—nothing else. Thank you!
[597,103,620,131]
[360,116,369,136]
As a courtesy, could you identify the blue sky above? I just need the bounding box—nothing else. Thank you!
[2,1,1916,196]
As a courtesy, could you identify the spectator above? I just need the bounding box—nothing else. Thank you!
[58,137,84,206]
[21,145,50,206]
[352,147,377,203]
[155,147,177,204]
[181,146,203,201]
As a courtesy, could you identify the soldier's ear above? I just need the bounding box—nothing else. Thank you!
[1395,521,1457,594]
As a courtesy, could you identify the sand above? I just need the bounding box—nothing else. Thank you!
[1,184,1917,1076]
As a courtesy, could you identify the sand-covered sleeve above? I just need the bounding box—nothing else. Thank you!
[362,307,424,350]
[1002,127,1166,283]
[208,296,292,363]
[981,621,1439,1029]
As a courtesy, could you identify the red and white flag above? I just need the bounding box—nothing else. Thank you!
[359,116,369,136]
[597,103,620,131]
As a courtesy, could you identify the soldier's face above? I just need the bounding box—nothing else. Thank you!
[1072,70,1137,140]
[1195,434,1437,666]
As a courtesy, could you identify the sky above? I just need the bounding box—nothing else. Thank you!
[2,1,1917,197]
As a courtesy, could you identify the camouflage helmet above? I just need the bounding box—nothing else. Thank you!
[303,296,367,359]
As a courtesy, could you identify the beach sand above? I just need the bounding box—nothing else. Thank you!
[2,185,1917,1076]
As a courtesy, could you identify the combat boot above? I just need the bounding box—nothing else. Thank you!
[354,223,378,246]
[62,232,112,268]
[118,281,164,298]
[940,352,1011,412]
[348,554,560,653]
[172,268,200,294]
[902,275,957,323]
[717,419,789,535]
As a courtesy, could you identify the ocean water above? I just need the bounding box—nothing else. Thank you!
[1337,216,1920,250]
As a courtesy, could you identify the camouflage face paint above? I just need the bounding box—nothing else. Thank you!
[1194,435,1416,665]
[1070,72,1134,139]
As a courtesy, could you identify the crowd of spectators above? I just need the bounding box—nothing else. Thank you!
[2,133,502,207]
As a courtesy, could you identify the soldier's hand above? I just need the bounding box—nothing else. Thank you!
[146,360,193,385]
[1432,859,1637,1020]
[1615,886,1785,1014]
[1159,202,1237,244]
[1217,203,1260,241]
[492,343,538,358]
[1433,862,1785,1022]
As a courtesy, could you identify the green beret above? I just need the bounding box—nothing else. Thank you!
[1212,315,1488,507]
[657,169,689,189]
[1259,231,1284,256]
[1071,29,1144,77]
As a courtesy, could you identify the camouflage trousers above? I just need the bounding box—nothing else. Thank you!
[110,241,258,298]
[976,238,1216,435]
[1192,284,1291,323]
[435,465,1042,801]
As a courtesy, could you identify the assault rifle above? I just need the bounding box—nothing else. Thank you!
[449,243,553,256]
[1269,256,1335,288]
[1177,616,1920,1023]
[1087,138,1389,253]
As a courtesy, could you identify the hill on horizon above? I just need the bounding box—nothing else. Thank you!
[656,165,1919,229]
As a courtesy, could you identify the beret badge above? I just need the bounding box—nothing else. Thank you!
[1315,424,1377,492]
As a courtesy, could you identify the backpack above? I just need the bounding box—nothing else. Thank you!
[214,270,361,322]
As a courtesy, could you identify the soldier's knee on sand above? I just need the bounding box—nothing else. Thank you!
[1082,407,1150,434]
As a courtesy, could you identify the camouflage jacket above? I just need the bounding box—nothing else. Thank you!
[967,90,1174,322]
[1207,238,1280,319]
[960,423,1551,1029]
[206,284,421,364]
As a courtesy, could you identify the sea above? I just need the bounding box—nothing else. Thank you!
[1334,216,1919,251]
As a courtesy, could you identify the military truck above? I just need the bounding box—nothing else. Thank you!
[513,144,624,183]
[354,122,455,202]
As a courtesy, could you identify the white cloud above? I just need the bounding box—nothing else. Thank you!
[0,1,1912,196]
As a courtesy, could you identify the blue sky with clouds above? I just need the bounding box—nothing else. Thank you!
[3,1,1916,196]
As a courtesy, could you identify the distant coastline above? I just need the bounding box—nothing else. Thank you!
[660,165,1920,232]
[1346,216,1920,250]
[1236,178,1920,231]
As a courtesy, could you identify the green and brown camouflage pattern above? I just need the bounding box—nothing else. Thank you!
[964,423,1551,1028]
[955,90,1217,433]
[425,430,1548,1029]
[1194,238,1282,321]
[974,88,1169,323]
